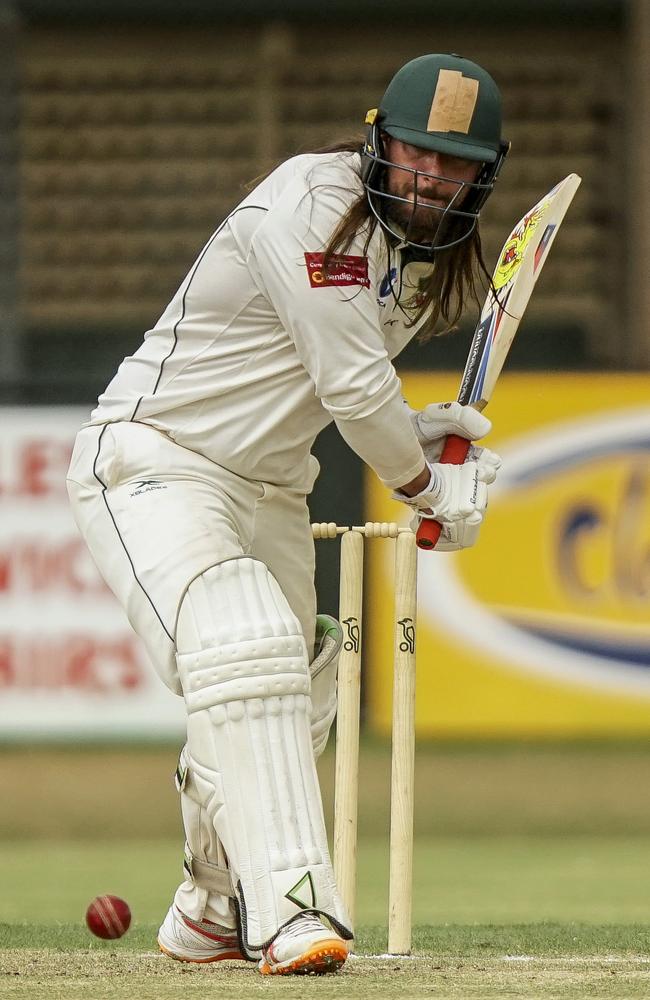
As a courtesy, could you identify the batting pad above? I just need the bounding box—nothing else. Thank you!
[175,558,352,951]
[172,745,239,930]
[309,615,342,760]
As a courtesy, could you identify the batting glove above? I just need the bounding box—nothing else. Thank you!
[407,399,491,445]
[392,460,489,523]
[405,399,502,486]
[406,400,491,462]
[417,514,482,552]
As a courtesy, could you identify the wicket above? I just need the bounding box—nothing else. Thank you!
[311,521,418,955]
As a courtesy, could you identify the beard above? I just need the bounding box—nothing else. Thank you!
[385,194,464,249]
[382,171,460,243]
[383,194,447,245]
[382,177,472,248]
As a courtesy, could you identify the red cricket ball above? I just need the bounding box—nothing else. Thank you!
[85,894,132,939]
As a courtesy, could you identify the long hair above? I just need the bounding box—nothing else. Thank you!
[309,139,493,340]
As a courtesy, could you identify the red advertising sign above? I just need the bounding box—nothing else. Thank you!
[0,408,185,740]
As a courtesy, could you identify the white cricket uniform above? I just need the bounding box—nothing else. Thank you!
[68,150,430,690]
[91,150,426,490]
[67,151,432,946]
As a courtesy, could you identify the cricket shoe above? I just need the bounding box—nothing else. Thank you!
[157,904,244,963]
[258,912,348,976]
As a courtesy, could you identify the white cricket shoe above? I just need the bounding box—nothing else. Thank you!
[258,912,348,976]
[157,904,244,963]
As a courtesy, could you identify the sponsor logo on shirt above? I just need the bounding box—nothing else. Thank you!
[379,267,398,299]
[304,252,370,289]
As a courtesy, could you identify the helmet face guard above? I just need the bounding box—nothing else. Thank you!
[362,54,509,254]
[362,123,509,253]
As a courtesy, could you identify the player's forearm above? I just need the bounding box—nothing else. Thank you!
[396,465,430,497]
[333,397,425,489]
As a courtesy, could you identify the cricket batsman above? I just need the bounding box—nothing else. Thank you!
[67,53,507,974]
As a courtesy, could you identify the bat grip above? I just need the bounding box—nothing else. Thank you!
[415,434,472,551]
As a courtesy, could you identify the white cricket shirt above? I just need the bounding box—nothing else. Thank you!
[89,152,432,492]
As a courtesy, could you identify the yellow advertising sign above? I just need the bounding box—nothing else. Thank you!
[365,373,650,737]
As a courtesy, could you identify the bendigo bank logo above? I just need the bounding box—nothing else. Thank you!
[304,252,370,289]
[419,407,650,693]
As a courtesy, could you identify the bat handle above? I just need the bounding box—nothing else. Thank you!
[415,434,472,551]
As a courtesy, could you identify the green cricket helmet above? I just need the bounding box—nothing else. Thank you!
[362,53,509,253]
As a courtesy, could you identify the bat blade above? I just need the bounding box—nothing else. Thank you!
[416,173,581,551]
[459,172,581,409]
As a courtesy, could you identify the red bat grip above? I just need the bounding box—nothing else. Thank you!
[415,434,472,550]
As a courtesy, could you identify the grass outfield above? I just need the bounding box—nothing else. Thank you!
[2,837,650,927]
[1,742,650,997]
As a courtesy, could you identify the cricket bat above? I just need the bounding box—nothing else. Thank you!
[416,172,582,551]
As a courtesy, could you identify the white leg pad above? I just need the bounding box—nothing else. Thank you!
[175,558,352,951]
[173,746,238,929]
[309,616,342,760]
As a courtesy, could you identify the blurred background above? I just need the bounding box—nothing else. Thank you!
[1,0,650,939]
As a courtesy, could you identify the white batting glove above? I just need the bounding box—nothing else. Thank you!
[407,511,482,551]
[406,400,492,463]
[423,515,482,551]
[402,451,502,550]
[405,399,501,486]
[471,447,502,485]
[393,460,488,523]
[408,399,492,446]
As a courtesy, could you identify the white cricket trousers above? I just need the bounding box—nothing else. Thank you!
[66,420,317,695]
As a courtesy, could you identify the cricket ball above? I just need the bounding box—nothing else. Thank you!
[85,894,132,939]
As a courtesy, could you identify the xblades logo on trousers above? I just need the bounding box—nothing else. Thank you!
[129,480,168,497]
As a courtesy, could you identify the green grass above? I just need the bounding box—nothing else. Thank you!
[2,836,649,928]
[2,920,649,956]
[1,836,650,997]
[1,743,650,997]
[3,739,650,841]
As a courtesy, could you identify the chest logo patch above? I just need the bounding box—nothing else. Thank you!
[379,267,398,299]
[304,252,370,289]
